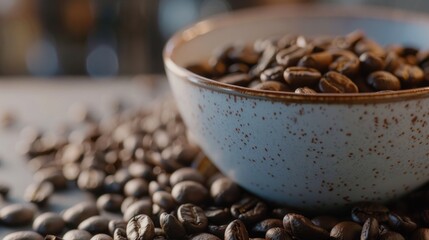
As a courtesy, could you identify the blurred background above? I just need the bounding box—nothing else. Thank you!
[0,0,426,77]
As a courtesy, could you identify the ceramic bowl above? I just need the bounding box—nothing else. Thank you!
[163,5,429,211]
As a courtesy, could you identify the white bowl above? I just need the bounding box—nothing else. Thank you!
[164,5,429,211]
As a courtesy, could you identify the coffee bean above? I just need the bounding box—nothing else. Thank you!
[251,218,283,237]
[261,66,285,82]
[298,51,333,72]
[252,81,290,91]
[351,202,389,224]
[228,63,250,74]
[276,45,308,67]
[361,218,379,240]
[121,197,138,214]
[114,168,133,187]
[251,44,277,76]
[367,71,401,91]
[0,203,35,226]
[77,169,105,193]
[210,177,241,206]
[387,213,417,234]
[294,87,317,94]
[283,213,329,240]
[24,181,54,206]
[171,181,208,205]
[128,162,154,181]
[225,219,249,240]
[177,203,208,233]
[330,221,362,240]
[319,71,358,93]
[360,52,385,73]
[152,191,177,211]
[411,228,429,240]
[265,227,292,240]
[63,163,81,181]
[160,212,187,240]
[190,233,221,240]
[123,199,152,222]
[126,214,155,240]
[108,219,127,235]
[379,231,405,240]
[78,216,110,235]
[394,64,425,86]
[32,212,65,235]
[3,231,43,240]
[354,38,385,56]
[45,235,63,240]
[231,197,267,224]
[113,228,127,240]
[63,229,92,240]
[170,167,205,186]
[34,167,67,190]
[62,202,99,228]
[205,207,231,225]
[90,234,113,240]
[97,194,124,212]
[218,73,252,87]
[208,224,227,238]
[283,67,321,87]
[311,215,339,232]
[330,54,360,76]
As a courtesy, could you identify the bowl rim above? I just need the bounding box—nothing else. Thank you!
[163,4,429,103]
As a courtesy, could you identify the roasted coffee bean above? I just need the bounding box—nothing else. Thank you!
[97,194,124,212]
[205,207,231,225]
[63,163,81,181]
[160,212,187,240]
[77,169,105,193]
[367,71,401,91]
[265,227,292,240]
[411,228,429,240]
[319,71,358,93]
[45,235,63,240]
[251,81,290,91]
[0,183,10,198]
[170,167,205,186]
[283,67,322,87]
[149,181,164,196]
[3,231,43,240]
[34,167,67,190]
[62,202,99,228]
[379,231,405,240]
[128,162,154,181]
[228,63,250,74]
[208,224,227,238]
[0,203,35,226]
[276,45,308,67]
[171,181,208,205]
[190,233,221,240]
[127,214,155,240]
[387,213,417,234]
[361,218,380,240]
[360,52,385,73]
[123,199,152,221]
[283,213,329,240]
[113,228,127,240]
[394,64,425,86]
[210,177,241,206]
[78,216,110,235]
[298,51,333,72]
[63,229,92,240]
[123,178,148,198]
[271,208,294,219]
[225,219,249,240]
[251,44,277,76]
[330,221,362,240]
[311,215,339,232]
[251,218,283,237]
[261,66,285,82]
[24,181,54,206]
[32,212,65,235]
[351,202,389,224]
[152,191,177,211]
[329,54,360,76]
[218,73,252,86]
[90,234,113,240]
[114,169,133,187]
[177,203,208,233]
[121,197,138,214]
[108,219,127,235]
[354,38,385,56]
[231,197,267,224]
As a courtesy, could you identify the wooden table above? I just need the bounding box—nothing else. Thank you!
[0,76,169,236]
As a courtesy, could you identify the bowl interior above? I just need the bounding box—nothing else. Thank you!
[168,5,429,67]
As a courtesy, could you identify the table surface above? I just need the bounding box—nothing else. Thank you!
[0,76,170,237]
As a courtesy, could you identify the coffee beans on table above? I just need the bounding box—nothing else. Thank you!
[186,31,429,93]
[1,99,429,240]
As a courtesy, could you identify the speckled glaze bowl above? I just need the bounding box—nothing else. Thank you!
[163,5,429,211]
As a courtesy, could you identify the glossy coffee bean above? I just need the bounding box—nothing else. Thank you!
[177,203,208,233]
[128,162,154,180]
[360,52,385,73]
[108,219,127,235]
[387,213,417,234]
[367,71,401,91]
[123,199,152,221]
[208,224,227,238]
[152,191,176,211]
[218,73,252,87]
[34,167,68,190]
[205,207,231,225]
[3,231,43,240]
[361,218,379,240]
[265,227,292,240]
[32,212,65,235]
[329,55,360,76]
[62,202,99,228]
[283,213,329,240]
[298,51,333,72]
[0,203,35,226]
[113,228,127,240]
[231,197,267,224]
[251,218,283,237]
[78,216,110,235]
[225,219,249,240]
[394,64,425,86]
[251,44,277,76]
[63,229,92,240]
[261,66,285,82]
[276,45,308,67]
[171,181,208,205]
[330,221,362,240]
[96,193,124,212]
[295,87,317,94]
[23,181,53,206]
[190,233,221,240]
[121,197,138,214]
[351,202,389,224]
[124,178,149,198]
[91,234,113,240]
[283,67,322,87]
[160,212,187,240]
[170,167,204,186]
[77,169,105,193]
[210,177,241,206]
[319,71,358,93]
[126,214,155,240]
[311,215,339,232]
[251,81,290,91]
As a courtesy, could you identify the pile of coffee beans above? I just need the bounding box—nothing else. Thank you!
[186,30,429,94]
[1,100,429,240]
